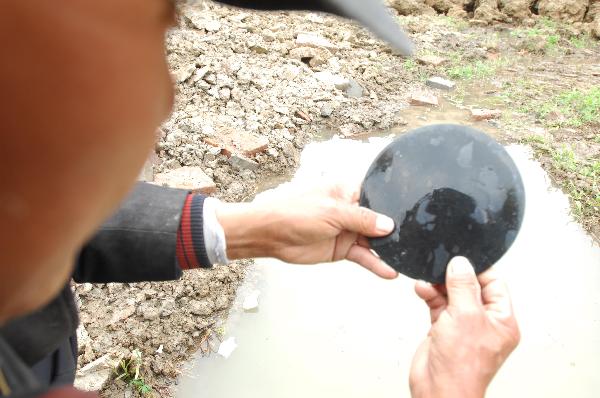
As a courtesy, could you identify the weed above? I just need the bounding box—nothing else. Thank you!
[539,87,600,127]
[115,350,152,396]
[551,146,578,172]
[446,59,502,80]
[521,135,546,145]
[403,58,417,71]
[443,16,469,31]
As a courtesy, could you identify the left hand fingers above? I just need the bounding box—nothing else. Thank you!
[346,245,398,279]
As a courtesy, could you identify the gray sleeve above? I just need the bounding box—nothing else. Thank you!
[73,182,189,283]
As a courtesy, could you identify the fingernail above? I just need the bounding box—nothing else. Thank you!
[375,215,395,234]
[449,256,474,276]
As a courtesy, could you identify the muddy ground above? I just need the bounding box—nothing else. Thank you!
[74,1,599,397]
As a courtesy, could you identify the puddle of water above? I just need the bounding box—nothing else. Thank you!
[178,138,600,398]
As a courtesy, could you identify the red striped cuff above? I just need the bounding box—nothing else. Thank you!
[176,194,212,269]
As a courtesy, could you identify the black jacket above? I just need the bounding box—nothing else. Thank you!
[0,183,189,395]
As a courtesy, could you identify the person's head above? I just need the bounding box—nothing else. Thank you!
[0,0,177,323]
[0,0,412,324]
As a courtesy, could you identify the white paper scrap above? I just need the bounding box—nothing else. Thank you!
[217,337,237,359]
[242,290,261,311]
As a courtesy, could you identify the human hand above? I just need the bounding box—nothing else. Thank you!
[215,184,398,279]
[410,257,520,398]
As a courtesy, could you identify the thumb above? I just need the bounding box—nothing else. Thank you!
[446,256,482,311]
[336,205,395,237]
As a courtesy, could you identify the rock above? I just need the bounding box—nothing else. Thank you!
[288,46,332,67]
[314,71,351,90]
[474,0,508,23]
[295,32,337,50]
[154,167,217,195]
[173,64,196,84]
[108,305,136,325]
[470,108,502,120]
[320,104,334,117]
[345,79,364,98]
[538,0,588,23]
[137,303,160,321]
[416,54,448,67]
[75,354,117,391]
[294,109,312,122]
[498,0,532,20]
[586,0,600,22]
[410,92,439,106]
[390,0,436,15]
[425,0,454,13]
[593,18,600,39]
[76,324,91,350]
[204,129,269,157]
[229,154,259,171]
[189,299,214,316]
[204,20,222,32]
[208,146,222,156]
[426,76,456,91]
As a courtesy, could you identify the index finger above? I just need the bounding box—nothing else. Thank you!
[478,267,515,318]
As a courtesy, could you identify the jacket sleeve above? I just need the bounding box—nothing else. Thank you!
[73,182,189,283]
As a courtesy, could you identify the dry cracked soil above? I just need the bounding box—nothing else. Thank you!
[74,1,599,397]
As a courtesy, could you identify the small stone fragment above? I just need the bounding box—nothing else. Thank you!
[173,64,196,83]
[154,167,217,195]
[204,129,269,157]
[426,76,456,91]
[204,20,221,32]
[410,92,439,106]
[470,108,502,121]
[416,54,448,67]
[295,32,337,50]
[189,300,214,316]
[229,154,259,171]
[75,354,117,392]
[320,104,333,118]
[288,47,332,67]
[314,71,350,90]
[294,109,312,122]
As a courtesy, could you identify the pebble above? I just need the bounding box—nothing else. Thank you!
[426,76,456,91]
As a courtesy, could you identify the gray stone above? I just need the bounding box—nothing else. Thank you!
[295,32,337,50]
[75,354,117,391]
[426,76,456,91]
[229,155,259,171]
[173,64,196,84]
[314,71,350,90]
[320,104,334,118]
[344,79,364,98]
[189,299,214,316]
[154,167,217,195]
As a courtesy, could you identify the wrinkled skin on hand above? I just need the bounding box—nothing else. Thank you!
[216,184,398,279]
[410,257,520,398]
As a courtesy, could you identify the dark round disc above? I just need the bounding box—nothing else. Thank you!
[359,124,525,283]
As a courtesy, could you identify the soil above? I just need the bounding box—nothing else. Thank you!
[74,1,599,397]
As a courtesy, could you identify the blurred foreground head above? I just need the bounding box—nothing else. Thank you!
[0,0,177,323]
[0,0,412,323]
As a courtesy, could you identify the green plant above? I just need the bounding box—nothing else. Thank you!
[403,58,417,71]
[539,87,600,127]
[446,59,501,80]
[521,135,546,145]
[115,350,152,396]
[551,146,577,172]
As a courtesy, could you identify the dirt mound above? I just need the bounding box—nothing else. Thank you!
[389,0,600,26]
